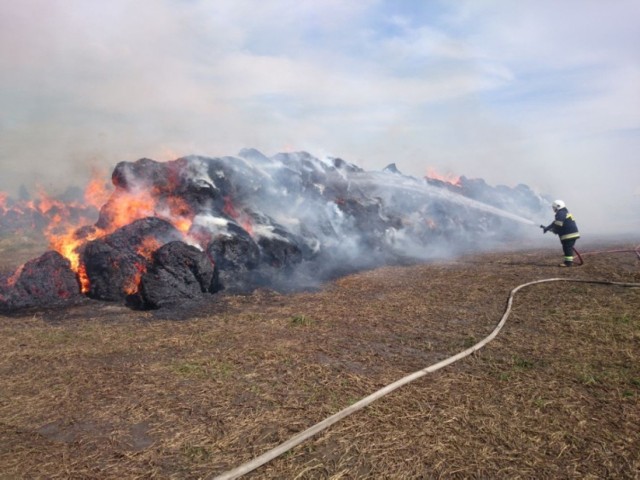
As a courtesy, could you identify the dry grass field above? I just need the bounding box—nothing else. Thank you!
[1,238,639,479]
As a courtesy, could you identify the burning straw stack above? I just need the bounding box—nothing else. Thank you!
[0,149,548,312]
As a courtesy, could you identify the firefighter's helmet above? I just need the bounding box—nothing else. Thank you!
[552,199,565,211]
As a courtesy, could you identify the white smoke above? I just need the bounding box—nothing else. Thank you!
[117,149,544,291]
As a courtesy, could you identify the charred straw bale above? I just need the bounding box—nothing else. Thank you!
[81,217,182,301]
[130,241,220,309]
[0,251,80,311]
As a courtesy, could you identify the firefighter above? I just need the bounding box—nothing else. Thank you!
[540,200,580,267]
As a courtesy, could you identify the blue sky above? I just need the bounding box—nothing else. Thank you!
[1,0,638,230]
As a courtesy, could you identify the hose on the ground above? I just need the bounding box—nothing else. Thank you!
[572,246,640,265]
[580,246,640,260]
[214,268,640,479]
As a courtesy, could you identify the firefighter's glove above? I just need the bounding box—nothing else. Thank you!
[540,225,548,234]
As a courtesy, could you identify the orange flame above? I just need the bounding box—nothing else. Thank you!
[223,195,254,236]
[157,147,181,161]
[43,185,194,296]
[0,183,101,295]
[137,236,162,260]
[103,190,156,230]
[2,167,197,297]
[425,168,461,186]
[99,187,195,234]
[242,218,254,236]
[33,186,60,215]
[84,169,112,210]
[124,262,147,295]
[6,264,25,287]
[121,236,164,295]
[77,264,90,294]
[45,223,102,278]
[164,196,193,234]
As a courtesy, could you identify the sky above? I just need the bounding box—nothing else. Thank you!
[1,0,639,232]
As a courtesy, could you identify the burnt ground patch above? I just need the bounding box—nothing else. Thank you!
[0,240,639,478]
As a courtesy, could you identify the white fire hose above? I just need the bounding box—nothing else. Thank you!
[213,276,640,480]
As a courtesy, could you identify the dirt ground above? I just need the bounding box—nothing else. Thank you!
[0,238,639,479]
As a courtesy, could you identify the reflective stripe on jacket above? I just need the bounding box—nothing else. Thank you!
[547,207,580,241]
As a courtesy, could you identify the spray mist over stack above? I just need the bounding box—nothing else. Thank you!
[0,149,549,311]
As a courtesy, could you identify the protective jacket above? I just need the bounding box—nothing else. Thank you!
[546,207,580,241]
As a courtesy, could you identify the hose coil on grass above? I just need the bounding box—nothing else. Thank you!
[214,275,640,480]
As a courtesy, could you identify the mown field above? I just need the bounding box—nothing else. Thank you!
[1,239,639,479]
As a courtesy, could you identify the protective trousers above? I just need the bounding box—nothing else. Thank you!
[561,238,577,265]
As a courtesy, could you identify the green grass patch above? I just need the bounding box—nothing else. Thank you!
[612,314,632,325]
[182,444,212,462]
[513,357,535,370]
[462,336,476,348]
[290,314,313,326]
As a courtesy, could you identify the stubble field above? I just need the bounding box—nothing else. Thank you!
[1,239,639,479]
